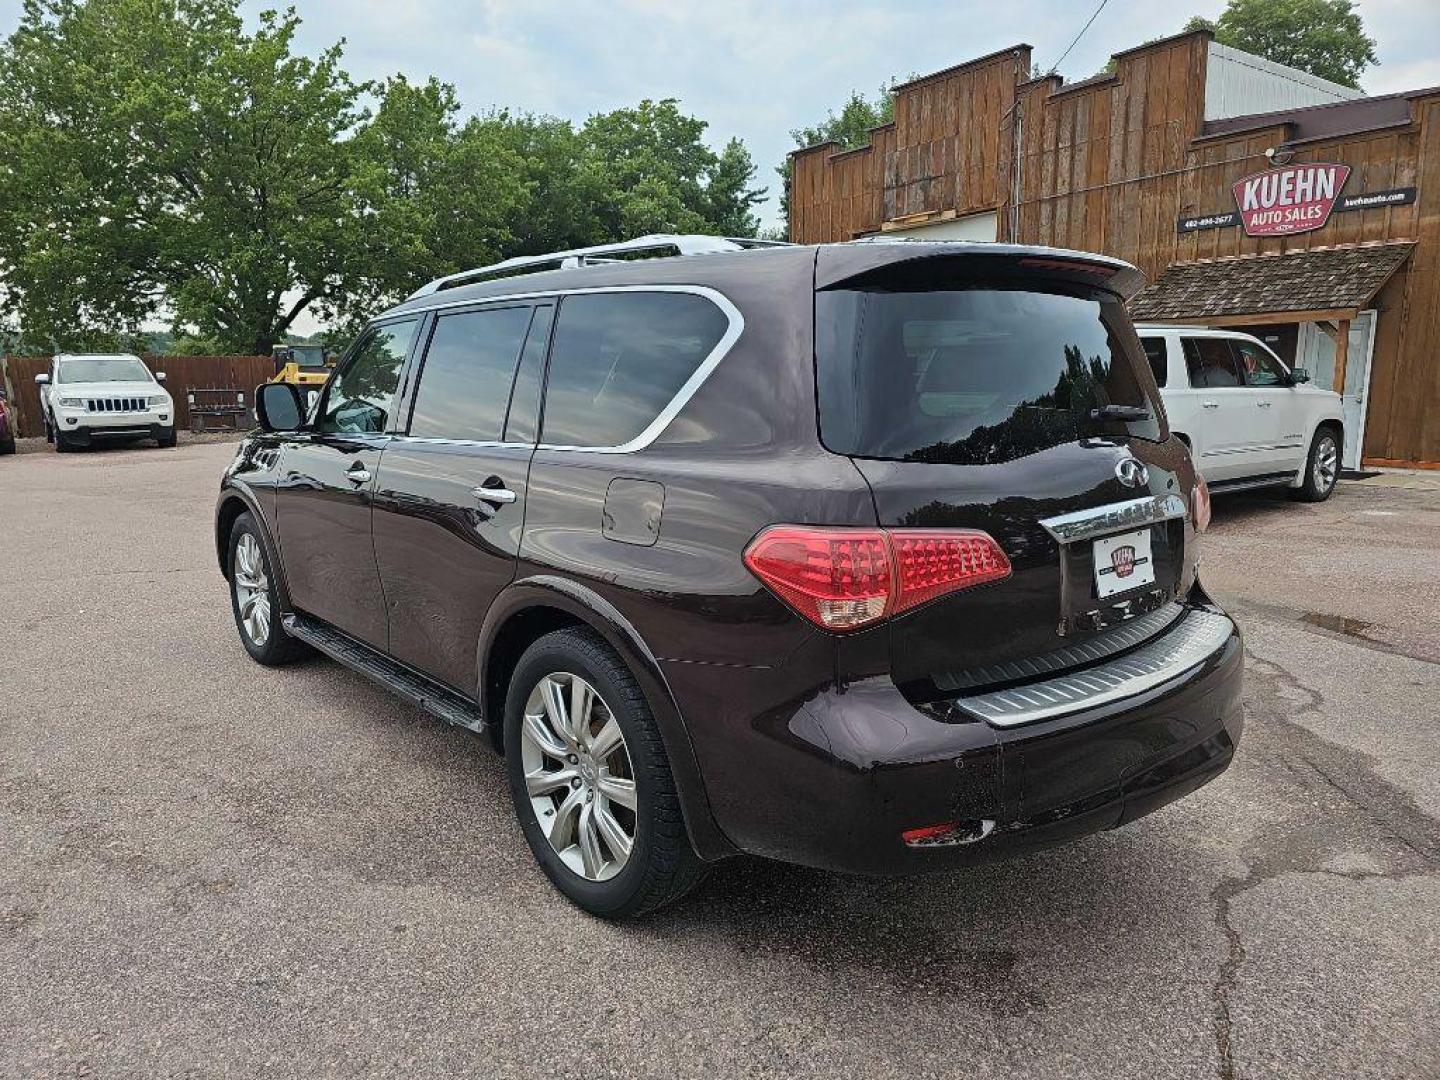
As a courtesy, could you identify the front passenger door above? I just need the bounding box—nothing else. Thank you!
[276,317,419,648]
[1233,338,1306,475]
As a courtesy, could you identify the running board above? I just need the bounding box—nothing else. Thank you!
[282,613,486,734]
[1207,472,1296,494]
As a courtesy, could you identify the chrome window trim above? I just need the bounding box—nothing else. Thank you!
[394,284,744,455]
[388,434,533,451]
[1039,493,1188,544]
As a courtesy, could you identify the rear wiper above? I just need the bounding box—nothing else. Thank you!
[1090,404,1152,422]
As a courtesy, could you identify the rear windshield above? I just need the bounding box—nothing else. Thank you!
[816,285,1162,466]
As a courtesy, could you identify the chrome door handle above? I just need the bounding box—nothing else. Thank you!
[472,485,517,506]
[1201,401,1219,409]
[1256,401,1272,408]
[345,464,372,484]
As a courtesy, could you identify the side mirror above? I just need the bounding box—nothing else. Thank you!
[154,371,167,383]
[34,373,50,385]
[1289,368,1311,385]
[255,382,305,432]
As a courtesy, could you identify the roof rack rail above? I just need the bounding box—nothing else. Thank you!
[407,233,793,300]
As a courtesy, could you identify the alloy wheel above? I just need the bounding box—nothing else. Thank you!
[520,672,637,882]
[1314,435,1339,492]
[232,533,272,646]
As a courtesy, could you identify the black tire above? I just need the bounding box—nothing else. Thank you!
[0,436,14,456]
[53,428,72,453]
[227,512,310,666]
[1294,425,1341,502]
[43,418,54,444]
[504,627,704,919]
[157,426,177,448]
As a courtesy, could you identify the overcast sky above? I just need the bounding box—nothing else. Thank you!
[4,0,1438,230]
[3,0,1438,334]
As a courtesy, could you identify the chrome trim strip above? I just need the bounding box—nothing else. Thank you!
[1039,493,1187,544]
[398,284,743,456]
[934,602,1186,692]
[956,609,1235,727]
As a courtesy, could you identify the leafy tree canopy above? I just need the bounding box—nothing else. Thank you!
[0,0,765,353]
[1190,0,1377,88]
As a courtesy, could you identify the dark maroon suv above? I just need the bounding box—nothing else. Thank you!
[218,236,1241,918]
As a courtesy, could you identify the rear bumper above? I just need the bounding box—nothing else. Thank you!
[667,604,1243,875]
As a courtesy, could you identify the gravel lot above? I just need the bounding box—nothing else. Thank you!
[2,440,1437,1080]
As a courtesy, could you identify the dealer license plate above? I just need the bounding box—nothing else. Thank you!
[1093,529,1154,598]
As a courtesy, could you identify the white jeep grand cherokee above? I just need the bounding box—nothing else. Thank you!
[1137,326,1346,502]
[35,353,176,452]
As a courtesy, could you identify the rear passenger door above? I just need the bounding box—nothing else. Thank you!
[371,301,554,695]
[1181,336,1254,481]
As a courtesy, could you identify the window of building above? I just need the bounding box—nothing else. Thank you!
[409,305,533,442]
[541,292,729,448]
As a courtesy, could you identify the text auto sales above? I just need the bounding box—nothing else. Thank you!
[1178,160,1416,236]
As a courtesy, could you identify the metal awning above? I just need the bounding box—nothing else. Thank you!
[1130,242,1414,326]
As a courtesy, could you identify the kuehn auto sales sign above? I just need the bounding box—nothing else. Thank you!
[1231,163,1350,237]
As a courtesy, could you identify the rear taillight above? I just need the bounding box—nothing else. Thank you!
[1192,473,1211,533]
[743,525,1011,631]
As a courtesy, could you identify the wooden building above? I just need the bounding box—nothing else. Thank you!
[790,30,1440,470]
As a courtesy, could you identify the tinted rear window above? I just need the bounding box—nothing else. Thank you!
[542,292,729,449]
[817,286,1162,466]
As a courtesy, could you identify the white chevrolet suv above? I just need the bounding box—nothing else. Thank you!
[1136,326,1345,502]
[35,354,176,452]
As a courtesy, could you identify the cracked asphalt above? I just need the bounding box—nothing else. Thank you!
[2,440,1437,1080]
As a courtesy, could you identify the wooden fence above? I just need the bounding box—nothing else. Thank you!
[0,354,272,437]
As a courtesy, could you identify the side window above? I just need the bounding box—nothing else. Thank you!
[321,319,417,434]
[1235,340,1288,387]
[541,292,730,448]
[504,303,554,445]
[408,305,533,442]
[1182,337,1243,389]
[1140,337,1168,388]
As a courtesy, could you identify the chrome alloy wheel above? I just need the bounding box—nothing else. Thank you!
[520,672,637,882]
[1314,434,1340,492]
[232,533,272,646]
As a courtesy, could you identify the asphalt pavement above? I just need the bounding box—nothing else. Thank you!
[1,439,1437,1080]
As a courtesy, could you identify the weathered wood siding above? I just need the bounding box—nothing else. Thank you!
[788,29,1440,465]
[0,354,271,438]
[790,47,1029,243]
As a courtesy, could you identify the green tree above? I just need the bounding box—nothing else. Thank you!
[1197,0,1377,88]
[577,98,763,239]
[777,86,895,234]
[0,0,368,354]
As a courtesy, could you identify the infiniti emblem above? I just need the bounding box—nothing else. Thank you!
[1115,457,1149,488]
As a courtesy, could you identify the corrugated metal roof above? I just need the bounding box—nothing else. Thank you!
[1129,243,1414,321]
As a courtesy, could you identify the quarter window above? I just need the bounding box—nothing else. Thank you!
[321,320,417,434]
[409,305,533,442]
[1182,337,1243,389]
[541,292,730,448]
[1140,337,1168,388]
[1235,340,1288,387]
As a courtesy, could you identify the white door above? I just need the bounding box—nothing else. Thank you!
[1179,336,1257,480]
[1232,337,1307,475]
[1297,312,1375,467]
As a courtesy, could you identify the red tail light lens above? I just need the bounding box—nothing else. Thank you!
[743,526,1012,631]
[1192,473,1211,533]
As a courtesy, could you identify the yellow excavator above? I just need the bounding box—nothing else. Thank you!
[270,343,332,389]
